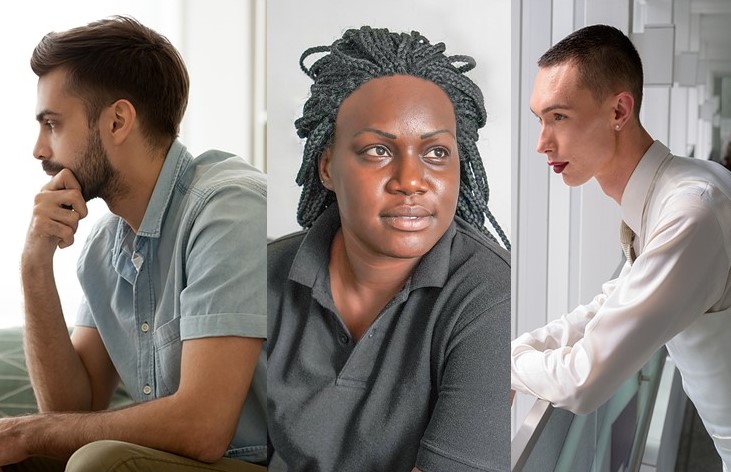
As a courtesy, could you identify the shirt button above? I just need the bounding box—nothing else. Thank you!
[339,334,349,344]
[142,385,152,395]
[141,322,150,333]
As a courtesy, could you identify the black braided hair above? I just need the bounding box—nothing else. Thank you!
[294,26,510,250]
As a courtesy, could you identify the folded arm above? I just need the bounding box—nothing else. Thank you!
[512,199,729,414]
[0,335,262,465]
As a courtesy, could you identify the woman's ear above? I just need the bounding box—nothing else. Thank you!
[318,147,334,190]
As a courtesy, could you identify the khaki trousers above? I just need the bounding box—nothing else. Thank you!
[6,440,266,472]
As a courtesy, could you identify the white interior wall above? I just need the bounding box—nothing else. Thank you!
[0,2,256,328]
[266,0,512,242]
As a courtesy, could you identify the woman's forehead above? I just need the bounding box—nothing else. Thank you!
[334,75,456,136]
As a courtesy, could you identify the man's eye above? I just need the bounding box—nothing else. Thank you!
[554,113,566,121]
[45,120,56,129]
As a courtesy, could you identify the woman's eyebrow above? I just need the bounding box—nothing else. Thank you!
[420,129,454,139]
[354,128,398,139]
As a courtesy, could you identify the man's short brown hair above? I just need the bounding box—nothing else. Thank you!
[31,15,189,149]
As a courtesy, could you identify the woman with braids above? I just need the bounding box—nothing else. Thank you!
[267,26,510,472]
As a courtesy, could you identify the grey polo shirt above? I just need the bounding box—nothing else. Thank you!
[267,205,510,472]
[76,140,267,463]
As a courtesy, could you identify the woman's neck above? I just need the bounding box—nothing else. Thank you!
[328,228,421,341]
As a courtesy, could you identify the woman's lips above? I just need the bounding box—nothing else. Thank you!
[548,161,568,174]
[381,205,433,231]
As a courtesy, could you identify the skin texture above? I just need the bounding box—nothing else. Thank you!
[12,66,262,465]
[319,75,460,343]
[530,61,652,203]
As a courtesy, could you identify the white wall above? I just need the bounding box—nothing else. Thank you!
[0,1,258,328]
[267,0,512,243]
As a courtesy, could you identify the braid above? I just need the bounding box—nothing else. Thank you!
[294,26,510,250]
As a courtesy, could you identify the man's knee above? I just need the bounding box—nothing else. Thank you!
[66,440,138,472]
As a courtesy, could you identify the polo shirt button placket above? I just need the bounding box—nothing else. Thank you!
[143,384,152,396]
[141,322,150,333]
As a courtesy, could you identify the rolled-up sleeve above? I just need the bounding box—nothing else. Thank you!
[179,177,267,341]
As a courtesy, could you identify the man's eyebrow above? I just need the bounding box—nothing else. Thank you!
[532,104,572,116]
[36,110,60,122]
[420,129,455,139]
[354,128,397,140]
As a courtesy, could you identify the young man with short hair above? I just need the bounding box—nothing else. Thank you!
[512,24,731,470]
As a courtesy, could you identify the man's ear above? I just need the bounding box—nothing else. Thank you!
[318,147,334,190]
[102,99,137,144]
[613,91,635,131]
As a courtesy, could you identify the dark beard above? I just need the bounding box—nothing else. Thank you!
[40,129,128,204]
[74,130,126,203]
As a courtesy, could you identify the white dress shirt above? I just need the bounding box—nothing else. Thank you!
[512,141,731,467]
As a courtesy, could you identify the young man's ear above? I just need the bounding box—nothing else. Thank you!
[613,91,635,131]
[318,147,334,190]
[102,99,137,144]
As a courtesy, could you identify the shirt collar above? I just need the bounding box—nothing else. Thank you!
[620,140,672,234]
[289,204,455,291]
[288,205,338,288]
[136,139,191,238]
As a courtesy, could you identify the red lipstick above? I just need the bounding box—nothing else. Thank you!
[548,161,568,174]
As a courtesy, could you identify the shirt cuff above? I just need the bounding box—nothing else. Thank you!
[180,313,266,340]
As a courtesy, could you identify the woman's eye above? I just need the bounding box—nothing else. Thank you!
[364,145,391,157]
[424,147,450,159]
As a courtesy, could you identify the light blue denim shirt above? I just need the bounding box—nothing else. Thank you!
[76,140,267,463]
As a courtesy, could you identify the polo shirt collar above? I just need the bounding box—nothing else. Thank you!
[288,204,455,291]
[410,219,454,290]
[136,139,192,238]
[288,205,338,288]
[620,140,672,234]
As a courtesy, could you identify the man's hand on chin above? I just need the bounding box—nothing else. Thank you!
[22,168,88,266]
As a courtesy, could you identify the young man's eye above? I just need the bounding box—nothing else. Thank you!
[45,120,56,130]
[554,113,566,121]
